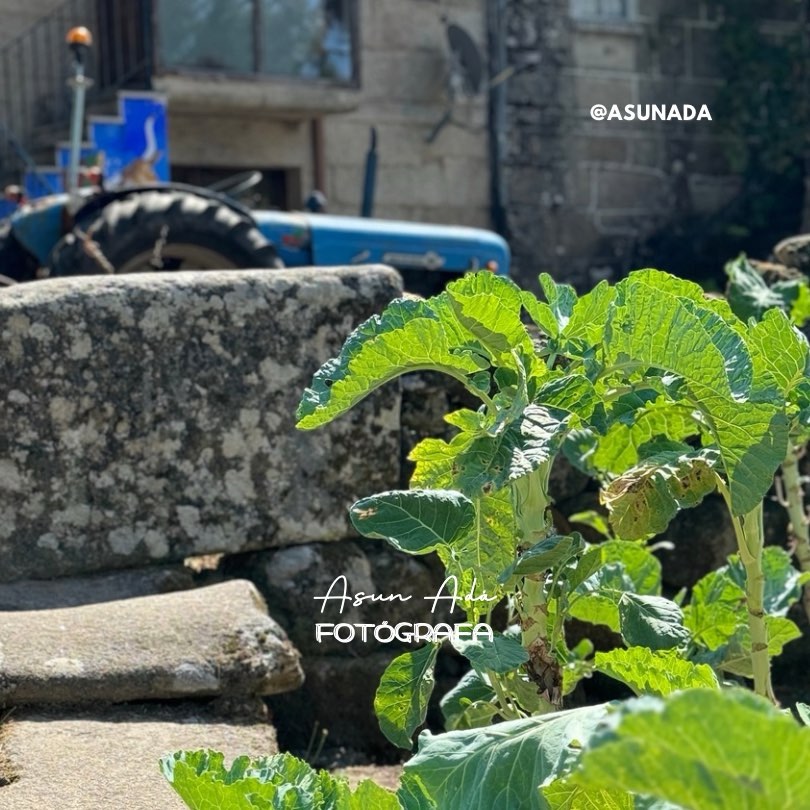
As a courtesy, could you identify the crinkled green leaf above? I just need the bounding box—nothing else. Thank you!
[608,270,752,397]
[409,435,469,489]
[595,647,719,697]
[692,383,787,516]
[717,615,802,678]
[747,308,810,398]
[440,669,496,731]
[683,567,747,651]
[727,545,807,617]
[350,489,475,554]
[569,542,661,632]
[541,780,633,810]
[375,644,440,750]
[397,772,437,810]
[458,493,515,598]
[452,632,529,674]
[591,398,698,476]
[567,688,810,810]
[348,781,402,810]
[455,404,569,495]
[725,253,795,322]
[446,272,533,359]
[159,750,387,810]
[534,374,604,424]
[606,269,787,515]
[563,281,616,348]
[540,273,578,334]
[564,545,605,591]
[686,548,806,655]
[444,408,485,433]
[602,449,719,540]
[297,297,483,429]
[522,291,560,339]
[618,594,690,650]
[598,541,662,594]
[406,439,515,607]
[500,533,586,583]
[404,704,610,810]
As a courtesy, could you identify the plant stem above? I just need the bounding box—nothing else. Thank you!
[730,502,777,703]
[488,671,521,721]
[780,443,810,622]
[511,464,562,709]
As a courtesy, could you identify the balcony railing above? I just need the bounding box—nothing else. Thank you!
[0,0,150,184]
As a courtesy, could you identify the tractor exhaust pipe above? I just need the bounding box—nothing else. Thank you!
[66,26,93,213]
[360,127,377,218]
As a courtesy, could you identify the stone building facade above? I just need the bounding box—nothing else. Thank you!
[0,0,804,288]
[0,0,491,228]
[500,0,805,289]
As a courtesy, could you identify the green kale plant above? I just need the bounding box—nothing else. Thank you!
[163,267,810,809]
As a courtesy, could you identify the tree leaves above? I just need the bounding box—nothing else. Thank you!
[374,644,440,749]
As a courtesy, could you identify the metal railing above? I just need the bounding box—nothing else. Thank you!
[0,0,152,186]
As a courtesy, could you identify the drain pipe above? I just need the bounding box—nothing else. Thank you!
[66,26,93,214]
[487,0,508,237]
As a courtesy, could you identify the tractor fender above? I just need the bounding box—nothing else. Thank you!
[72,182,258,227]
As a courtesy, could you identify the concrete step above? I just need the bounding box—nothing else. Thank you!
[0,702,279,809]
[0,580,303,706]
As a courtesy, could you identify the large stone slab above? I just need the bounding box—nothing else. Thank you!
[0,267,402,581]
[0,580,303,705]
[0,703,279,809]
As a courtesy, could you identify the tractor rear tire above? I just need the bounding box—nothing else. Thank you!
[0,223,39,282]
[47,189,281,277]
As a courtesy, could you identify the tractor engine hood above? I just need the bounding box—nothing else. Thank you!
[253,211,510,277]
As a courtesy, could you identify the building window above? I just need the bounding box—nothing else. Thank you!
[156,0,357,84]
[571,0,630,21]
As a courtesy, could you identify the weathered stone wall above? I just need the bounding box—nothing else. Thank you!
[323,0,491,228]
[163,0,492,228]
[0,266,402,582]
[503,0,801,289]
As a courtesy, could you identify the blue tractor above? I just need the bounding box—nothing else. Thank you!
[0,28,509,293]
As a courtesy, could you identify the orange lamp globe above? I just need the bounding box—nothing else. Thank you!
[66,26,93,47]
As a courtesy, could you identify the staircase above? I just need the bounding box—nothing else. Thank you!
[22,90,169,199]
[0,0,152,190]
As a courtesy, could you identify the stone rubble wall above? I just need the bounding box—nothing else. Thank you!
[0,267,402,582]
[503,0,801,289]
